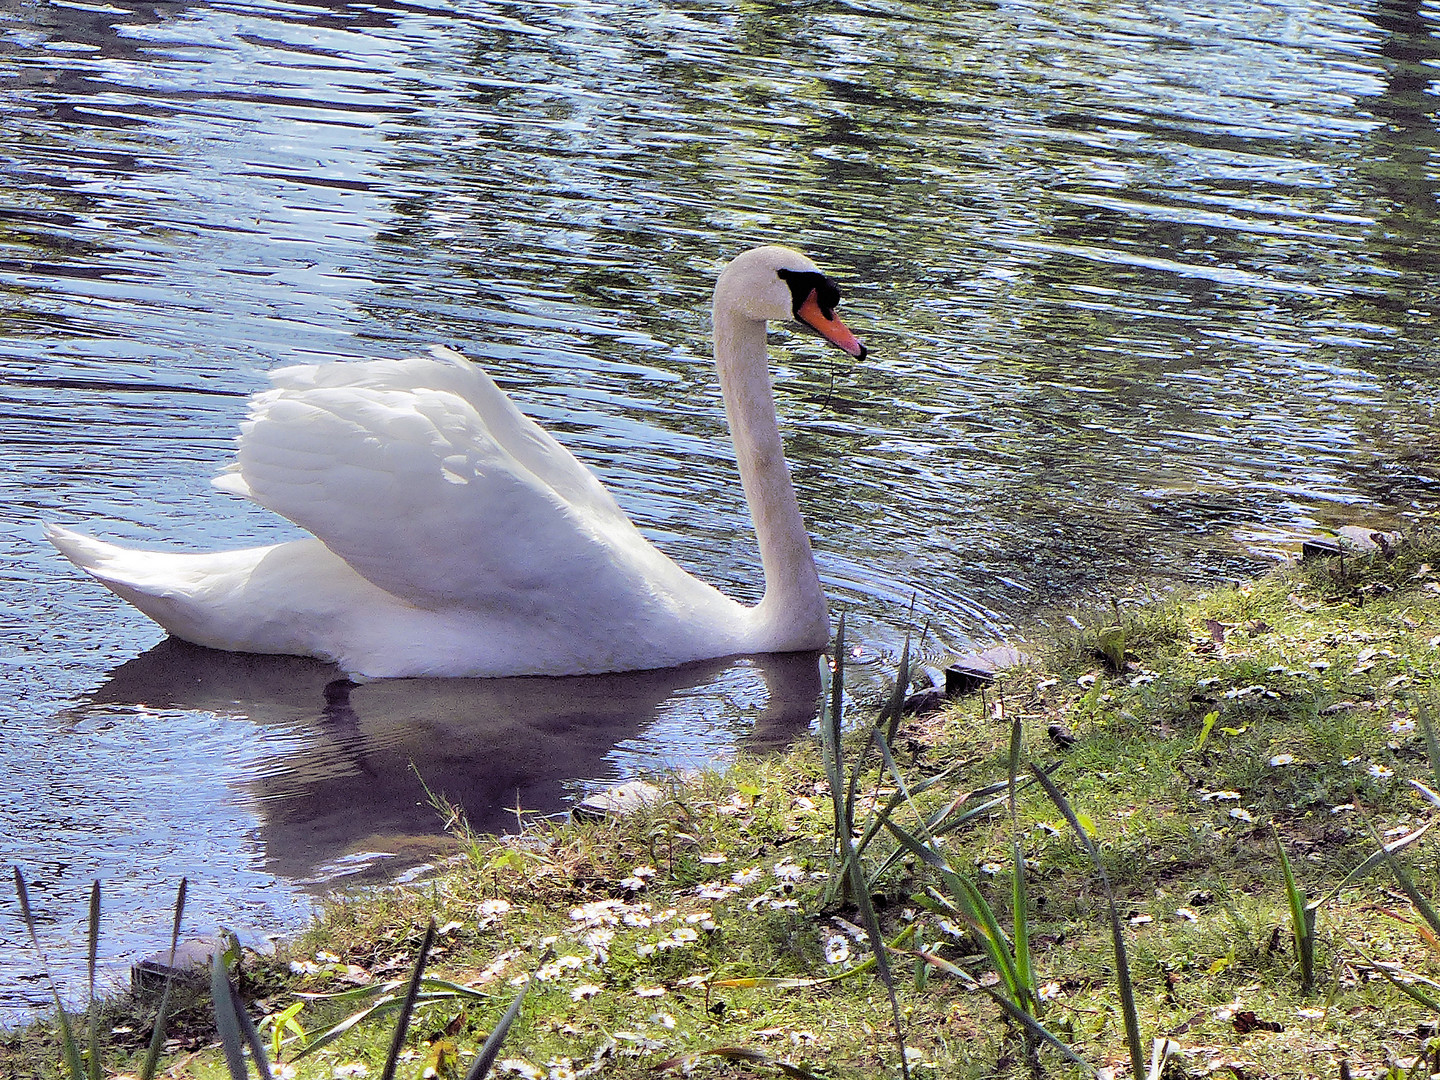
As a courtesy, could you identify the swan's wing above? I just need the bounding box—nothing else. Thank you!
[213,349,650,610]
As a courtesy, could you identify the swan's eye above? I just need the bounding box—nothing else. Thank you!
[814,278,841,319]
[777,269,842,319]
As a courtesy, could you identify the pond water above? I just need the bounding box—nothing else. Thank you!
[2,0,1438,1019]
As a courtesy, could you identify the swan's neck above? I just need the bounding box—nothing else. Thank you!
[712,304,828,645]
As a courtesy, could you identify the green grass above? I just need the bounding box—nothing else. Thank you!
[6,532,1440,1079]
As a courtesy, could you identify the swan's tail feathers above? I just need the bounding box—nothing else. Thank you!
[42,522,124,575]
[44,521,195,611]
[42,523,251,648]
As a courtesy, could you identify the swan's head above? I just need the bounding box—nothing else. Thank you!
[715,245,868,359]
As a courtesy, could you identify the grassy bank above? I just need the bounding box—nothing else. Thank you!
[6,531,1440,1079]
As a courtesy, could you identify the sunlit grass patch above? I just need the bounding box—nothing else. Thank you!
[7,531,1440,1079]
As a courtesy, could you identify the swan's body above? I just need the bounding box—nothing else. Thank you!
[45,246,867,678]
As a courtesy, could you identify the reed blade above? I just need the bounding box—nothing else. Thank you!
[140,878,188,1080]
[819,615,909,1080]
[1011,839,1035,1012]
[293,999,396,1060]
[1006,717,1035,1013]
[1309,820,1432,912]
[1375,831,1440,938]
[234,976,275,1080]
[656,1047,829,1080]
[86,881,101,1080]
[464,946,552,1080]
[1420,703,1440,792]
[1031,764,1145,1080]
[1273,829,1315,993]
[881,630,912,744]
[1349,938,1440,1013]
[211,953,250,1080]
[977,983,1097,1076]
[380,919,437,1080]
[13,866,85,1080]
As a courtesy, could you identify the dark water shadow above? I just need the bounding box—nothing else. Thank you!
[86,639,824,884]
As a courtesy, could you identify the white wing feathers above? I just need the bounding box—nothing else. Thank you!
[213,348,649,613]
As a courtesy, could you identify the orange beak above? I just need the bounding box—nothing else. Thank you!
[796,290,867,359]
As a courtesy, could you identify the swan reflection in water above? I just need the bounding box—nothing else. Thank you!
[84,640,824,885]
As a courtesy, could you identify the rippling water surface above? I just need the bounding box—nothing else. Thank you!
[2,0,1438,1017]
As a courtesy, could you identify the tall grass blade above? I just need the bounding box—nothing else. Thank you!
[13,866,85,1080]
[233,978,275,1080]
[947,869,1025,1006]
[380,918,437,1080]
[880,630,912,745]
[1348,939,1440,1013]
[211,953,250,1080]
[1006,716,1035,1015]
[861,763,1060,883]
[210,935,274,1080]
[836,622,875,859]
[711,976,832,990]
[140,878,188,1080]
[851,763,1016,879]
[1419,703,1440,792]
[1006,712,1023,804]
[715,926,918,990]
[818,615,909,1080]
[1307,820,1432,912]
[1009,839,1034,1012]
[292,999,395,1060]
[298,976,491,1007]
[818,615,851,907]
[464,945,553,1080]
[880,820,1026,1006]
[846,839,910,1071]
[866,730,1035,1013]
[1371,828,1440,938]
[829,612,845,756]
[979,984,1096,1075]
[296,981,502,1060]
[85,881,101,1080]
[1031,764,1146,1080]
[895,937,1094,1074]
[1273,828,1315,993]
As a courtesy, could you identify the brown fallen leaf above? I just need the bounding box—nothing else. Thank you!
[1232,1010,1283,1034]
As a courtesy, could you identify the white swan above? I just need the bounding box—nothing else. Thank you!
[45,245,868,678]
